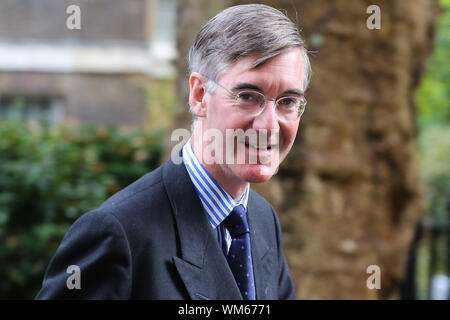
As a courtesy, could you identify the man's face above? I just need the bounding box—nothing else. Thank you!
[200,48,305,184]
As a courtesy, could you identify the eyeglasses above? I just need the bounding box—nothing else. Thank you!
[210,80,307,122]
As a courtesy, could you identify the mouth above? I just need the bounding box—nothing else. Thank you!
[244,141,277,150]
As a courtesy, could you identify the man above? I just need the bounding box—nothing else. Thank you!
[37,4,311,300]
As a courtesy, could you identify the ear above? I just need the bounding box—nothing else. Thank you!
[189,72,208,118]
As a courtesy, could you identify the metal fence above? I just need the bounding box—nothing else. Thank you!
[401,194,450,300]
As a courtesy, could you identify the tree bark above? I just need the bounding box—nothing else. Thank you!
[165,0,230,159]
[172,0,439,299]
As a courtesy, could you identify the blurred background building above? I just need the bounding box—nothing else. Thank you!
[0,0,177,127]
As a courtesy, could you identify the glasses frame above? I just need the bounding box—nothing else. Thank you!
[208,79,307,121]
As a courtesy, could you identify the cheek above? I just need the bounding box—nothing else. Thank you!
[206,98,238,127]
[280,124,299,149]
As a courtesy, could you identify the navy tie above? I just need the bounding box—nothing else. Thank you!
[223,205,256,300]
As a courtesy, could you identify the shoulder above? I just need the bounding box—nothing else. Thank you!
[100,164,165,212]
[72,161,177,241]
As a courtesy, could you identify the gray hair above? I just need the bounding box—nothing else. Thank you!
[188,4,312,95]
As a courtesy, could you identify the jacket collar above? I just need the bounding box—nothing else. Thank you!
[162,157,271,300]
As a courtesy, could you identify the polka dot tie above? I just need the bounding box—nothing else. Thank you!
[223,205,256,300]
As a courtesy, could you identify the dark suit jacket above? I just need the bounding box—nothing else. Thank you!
[36,157,295,300]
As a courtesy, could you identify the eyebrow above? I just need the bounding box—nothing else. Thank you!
[232,82,304,97]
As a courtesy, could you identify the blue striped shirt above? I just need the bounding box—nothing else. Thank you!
[182,139,249,253]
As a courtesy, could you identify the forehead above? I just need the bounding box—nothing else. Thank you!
[220,48,305,89]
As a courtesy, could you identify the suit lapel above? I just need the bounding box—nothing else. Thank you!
[162,158,242,300]
[247,191,272,299]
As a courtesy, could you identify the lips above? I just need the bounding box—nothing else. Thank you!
[240,132,279,150]
[244,141,276,150]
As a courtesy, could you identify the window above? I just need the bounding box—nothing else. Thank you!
[150,0,177,60]
[0,96,65,123]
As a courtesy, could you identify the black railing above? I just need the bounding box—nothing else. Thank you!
[401,194,450,300]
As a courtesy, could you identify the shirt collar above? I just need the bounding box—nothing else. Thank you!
[182,139,249,228]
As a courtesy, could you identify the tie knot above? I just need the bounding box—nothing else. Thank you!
[223,205,250,237]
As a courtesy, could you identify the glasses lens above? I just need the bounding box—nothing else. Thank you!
[276,96,306,121]
[232,88,307,121]
[236,91,264,109]
[299,97,307,114]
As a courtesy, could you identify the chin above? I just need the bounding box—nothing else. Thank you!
[235,163,278,183]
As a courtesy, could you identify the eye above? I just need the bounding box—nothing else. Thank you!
[235,91,264,107]
[237,91,258,102]
[277,97,298,108]
[279,98,295,105]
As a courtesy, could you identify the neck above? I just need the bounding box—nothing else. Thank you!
[190,130,249,201]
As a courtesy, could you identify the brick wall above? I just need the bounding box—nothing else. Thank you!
[0,72,149,127]
[0,0,147,42]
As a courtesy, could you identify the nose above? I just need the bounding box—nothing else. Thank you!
[252,99,280,132]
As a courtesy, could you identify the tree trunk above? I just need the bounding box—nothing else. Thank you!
[165,0,230,158]
[172,0,438,299]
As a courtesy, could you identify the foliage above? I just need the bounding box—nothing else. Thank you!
[414,0,450,299]
[0,119,163,299]
[415,0,450,215]
[419,125,450,220]
[416,0,450,127]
